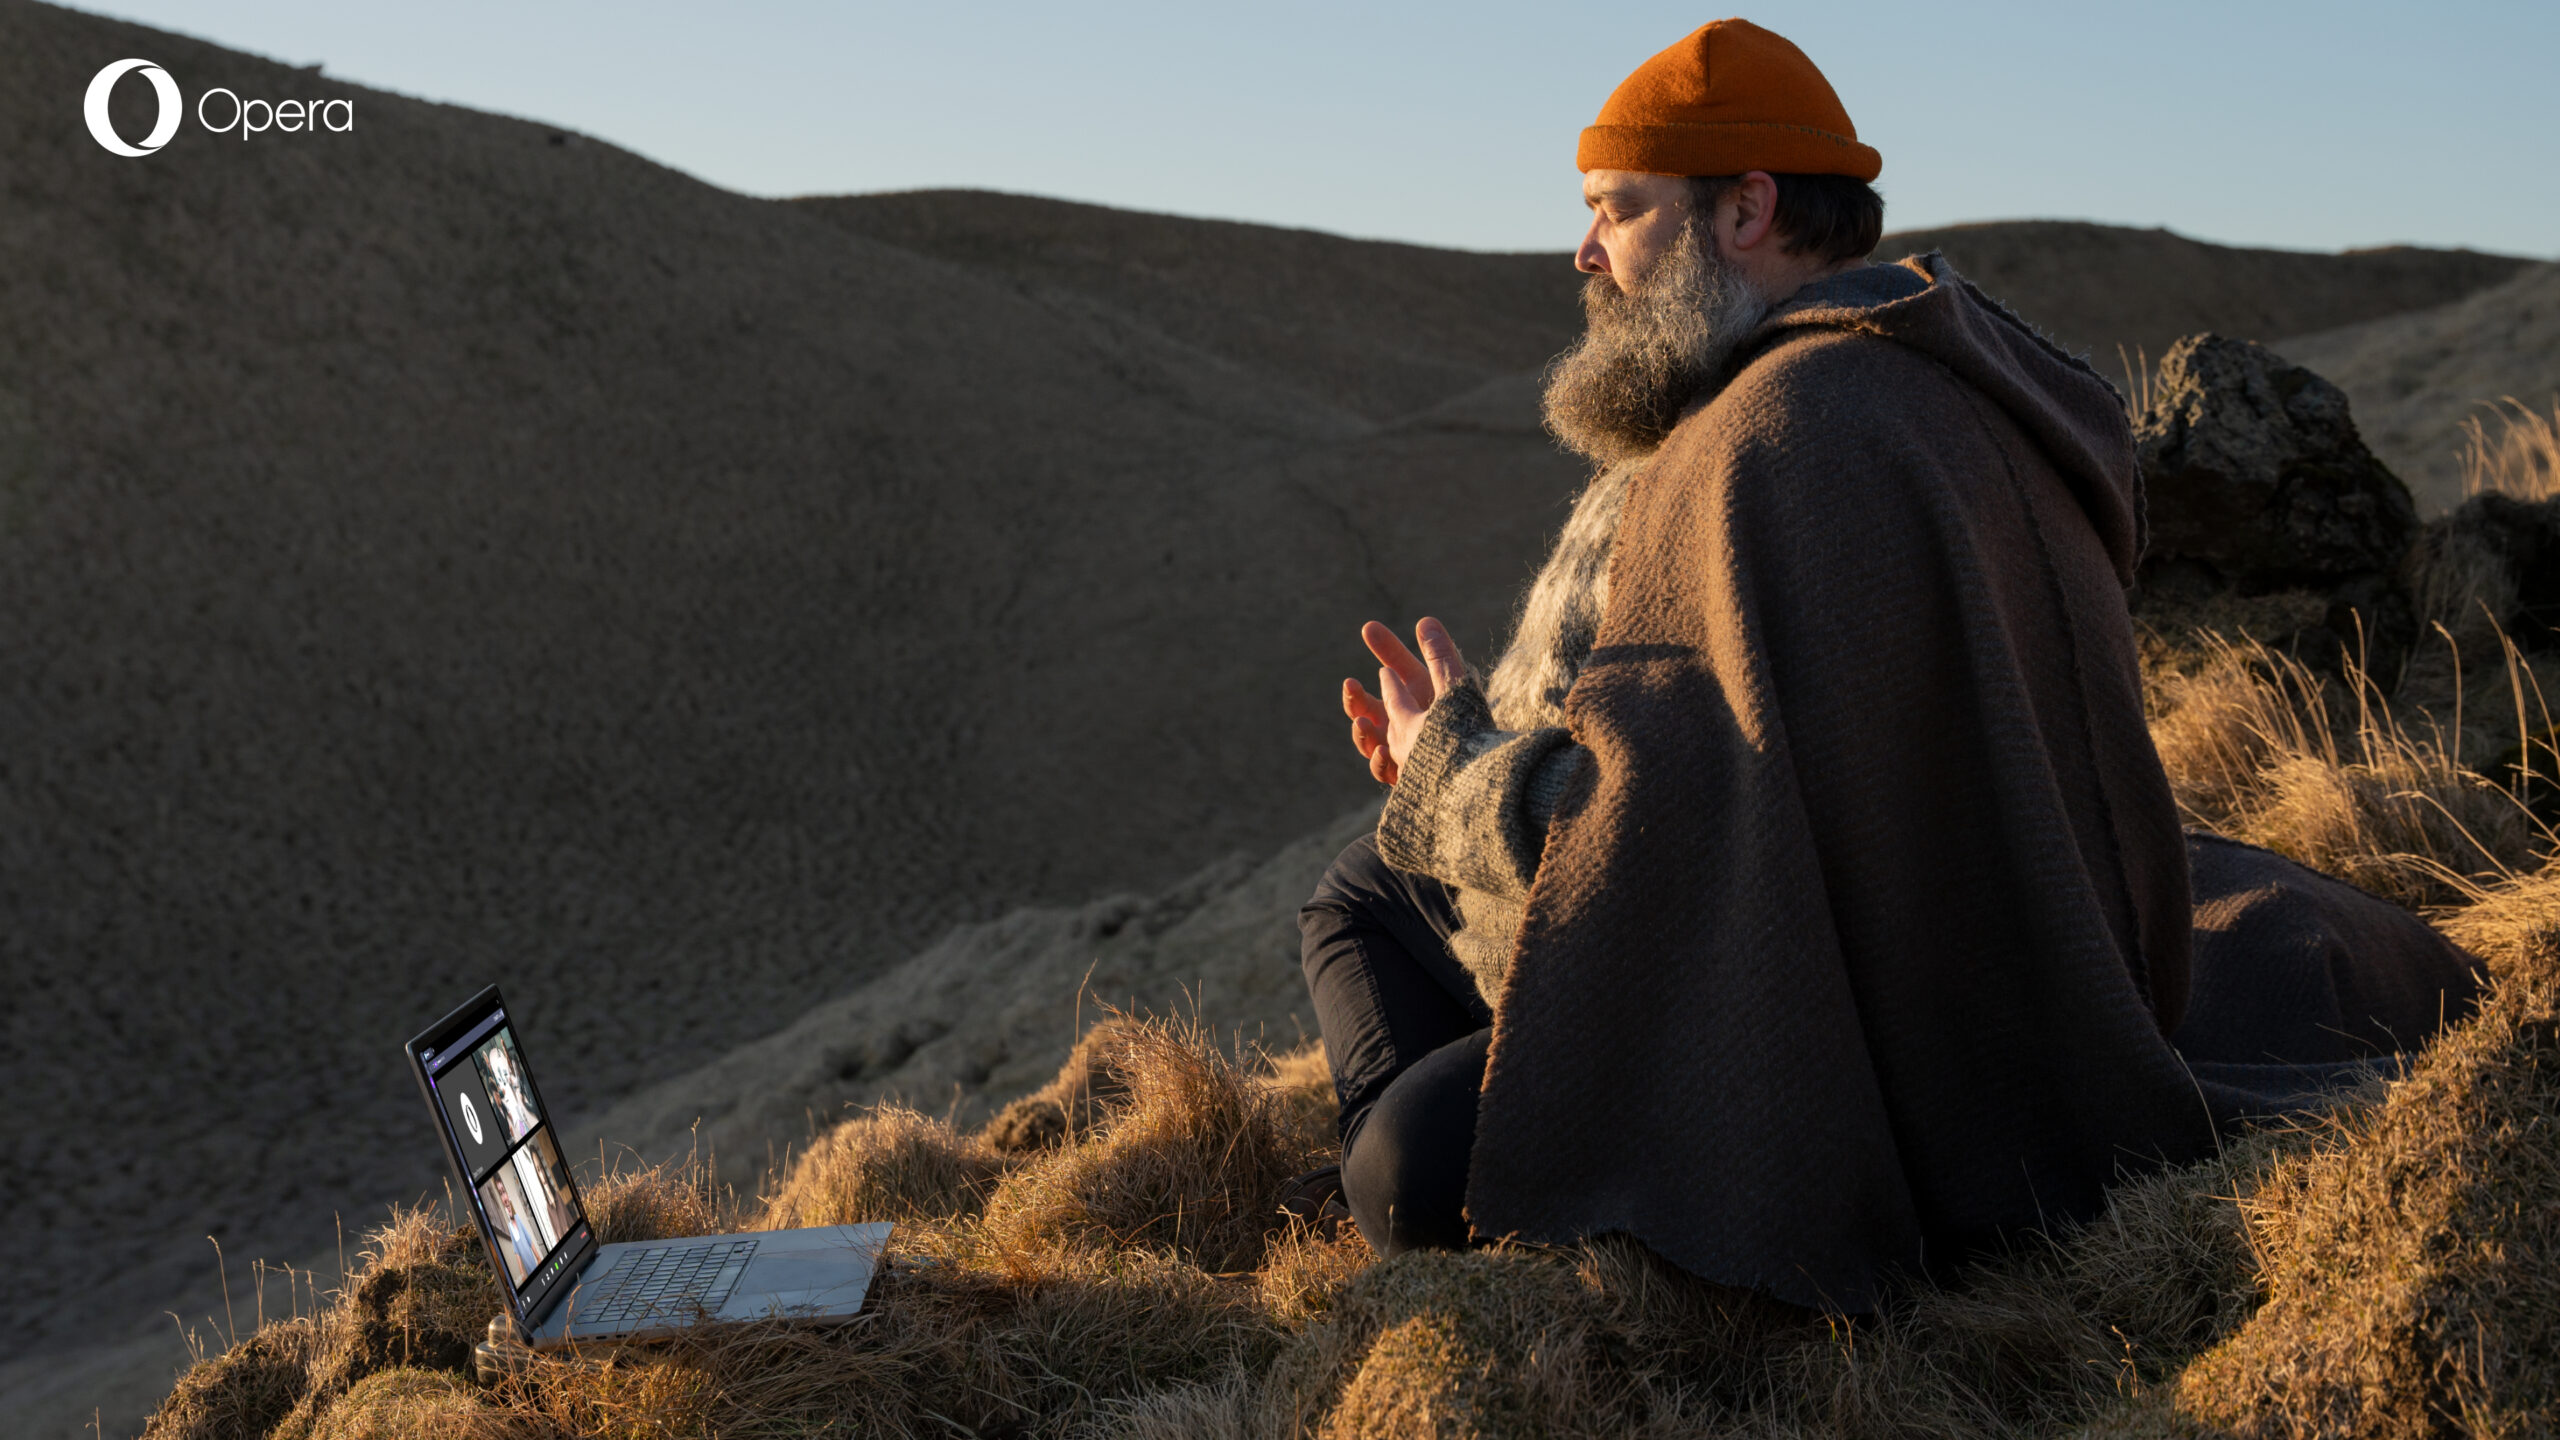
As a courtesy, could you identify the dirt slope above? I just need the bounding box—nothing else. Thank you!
[2280,262,2560,513]
[1883,219,2532,373]
[792,190,1583,422]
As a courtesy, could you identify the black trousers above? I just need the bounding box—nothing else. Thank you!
[1297,831,1493,1255]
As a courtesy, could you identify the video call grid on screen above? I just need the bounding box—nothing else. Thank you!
[426,1013,589,1302]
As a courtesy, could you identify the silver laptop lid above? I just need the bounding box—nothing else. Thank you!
[407,986,596,1332]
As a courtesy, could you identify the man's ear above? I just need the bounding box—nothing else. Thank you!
[1725,171,1782,253]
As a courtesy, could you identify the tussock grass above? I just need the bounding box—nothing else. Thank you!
[583,1144,745,1247]
[2147,631,2542,907]
[147,1209,505,1440]
[764,1104,1004,1227]
[981,1014,1149,1155]
[307,1368,524,1440]
[143,1319,320,1440]
[2461,395,2560,502]
[981,1016,1338,1274]
[149,1029,2359,1440]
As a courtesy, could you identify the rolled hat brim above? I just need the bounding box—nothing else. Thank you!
[1577,121,1882,181]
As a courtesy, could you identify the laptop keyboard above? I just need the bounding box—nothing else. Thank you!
[572,1238,760,1328]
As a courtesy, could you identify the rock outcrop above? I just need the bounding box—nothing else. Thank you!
[2137,335,2419,588]
[2135,335,2421,675]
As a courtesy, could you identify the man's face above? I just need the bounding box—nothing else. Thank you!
[1575,170,1695,292]
[1541,189,1774,466]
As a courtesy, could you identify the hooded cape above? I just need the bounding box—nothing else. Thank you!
[1463,255,2220,1309]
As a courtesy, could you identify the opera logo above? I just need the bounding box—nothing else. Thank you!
[84,59,180,157]
[82,57,355,156]
[461,1091,485,1145]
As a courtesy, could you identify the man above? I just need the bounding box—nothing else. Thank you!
[1296,19,2478,1310]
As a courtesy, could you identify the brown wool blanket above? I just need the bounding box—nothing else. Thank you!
[1461,255,2477,1311]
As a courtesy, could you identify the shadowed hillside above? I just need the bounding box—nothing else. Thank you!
[3,2,2545,1434]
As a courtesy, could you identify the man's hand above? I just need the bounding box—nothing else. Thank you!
[1344,617,1468,785]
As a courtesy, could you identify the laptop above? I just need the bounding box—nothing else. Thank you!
[406,985,892,1347]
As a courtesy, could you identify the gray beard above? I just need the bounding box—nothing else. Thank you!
[1539,222,1772,466]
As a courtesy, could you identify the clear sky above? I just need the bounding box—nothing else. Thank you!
[69,0,2560,257]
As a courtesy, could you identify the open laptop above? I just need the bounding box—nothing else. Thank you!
[407,985,892,1347]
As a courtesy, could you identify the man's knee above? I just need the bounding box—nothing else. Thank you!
[1340,1029,1489,1256]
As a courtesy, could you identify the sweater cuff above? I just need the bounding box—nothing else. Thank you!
[1376,675,1499,877]
[1377,676,1588,902]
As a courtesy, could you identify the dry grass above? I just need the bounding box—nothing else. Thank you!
[142,599,2560,1438]
[145,1021,2366,1440]
[2461,396,2560,502]
[146,1209,506,1440]
[2146,631,2543,908]
[980,1016,1339,1274]
[2174,886,2560,1437]
[307,1368,528,1440]
[980,1015,1150,1155]
[764,1105,1004,1227]
[582,1143,746,1247]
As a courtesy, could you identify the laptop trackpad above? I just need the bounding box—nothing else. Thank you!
[733,1253,871,1312]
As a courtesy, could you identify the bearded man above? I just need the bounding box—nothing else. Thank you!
[1291,19,2481,1309]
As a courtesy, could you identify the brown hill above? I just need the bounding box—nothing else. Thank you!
[1884,219,2532,373]
[809,198,2535,404]
[0,2,2539,1433]
[2280,261,2560,513]
[789,190,1582,422]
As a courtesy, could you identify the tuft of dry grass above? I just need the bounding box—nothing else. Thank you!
[132,1007,2392,1440]
[980,1017,1338,1274]
[269,1213,504,1440]
[144,1208,507,1440]
[142,1317,321,1440]
[307,1367,527,1440]
[2460,395,2560,502]
[981,1013,1150,1155]
[763,1104,1004,1228]
[583,1143,746,1247]
[2146,631,2541,907]
[1276,1246,1625,1440]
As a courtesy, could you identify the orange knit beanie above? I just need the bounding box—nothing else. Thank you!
[1577,19,1881,181]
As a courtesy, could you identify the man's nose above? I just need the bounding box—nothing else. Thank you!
[1575,222,1609,276]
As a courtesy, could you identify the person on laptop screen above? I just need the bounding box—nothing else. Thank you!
[486,1170,542,1285]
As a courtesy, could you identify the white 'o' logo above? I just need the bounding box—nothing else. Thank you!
[85,59,181,157]
[460,1091,485,1144]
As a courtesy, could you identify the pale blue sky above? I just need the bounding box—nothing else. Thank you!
[70,0,2560,256]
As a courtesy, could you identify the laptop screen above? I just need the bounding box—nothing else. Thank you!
[411,990,593,1321]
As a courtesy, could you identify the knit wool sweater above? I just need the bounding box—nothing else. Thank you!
[1374,461,1627,1010]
